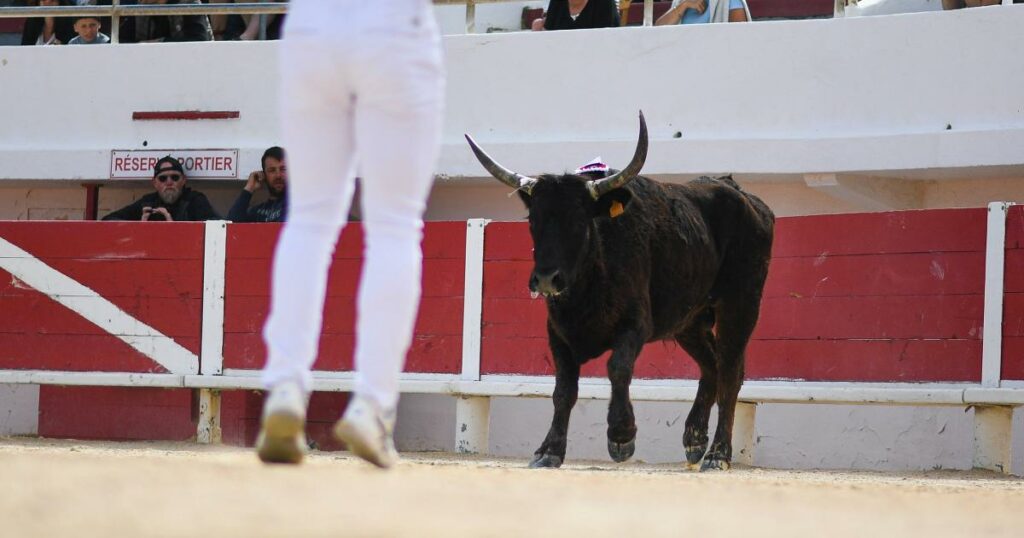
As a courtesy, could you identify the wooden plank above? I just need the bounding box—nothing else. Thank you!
[763,251,984,298]
[222,296,463,335]
[224,257,464,298]
[221,332,461,373]
[0,222,204,260]
[0,291,201,339]
[37,386,195,441]
[747,0,833,18]
[0,259,202,299]
[0,334,202,373]
[772,209,986,258]
[999,337,1024,381]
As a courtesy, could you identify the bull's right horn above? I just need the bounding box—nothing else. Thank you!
[465,134,538,195]
[586,111,648,199]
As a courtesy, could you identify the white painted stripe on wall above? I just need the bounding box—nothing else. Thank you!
[200,221,227,375]
[461,219,490,381]
[0,237,199,375]
[982,202,1012,388]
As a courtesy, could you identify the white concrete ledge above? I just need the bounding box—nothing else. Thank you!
[0,370,184,388]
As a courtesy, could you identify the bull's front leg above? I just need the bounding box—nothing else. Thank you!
[530,327,580,469]
[606,329,644,463]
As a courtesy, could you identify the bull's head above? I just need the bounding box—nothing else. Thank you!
[465,112,648,297]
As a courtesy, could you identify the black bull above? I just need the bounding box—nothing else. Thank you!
[466,112,775,471]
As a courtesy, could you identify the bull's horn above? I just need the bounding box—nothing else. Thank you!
[586,111,648,199]
[465,134,538,195]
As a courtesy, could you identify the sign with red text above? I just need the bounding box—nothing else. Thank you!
[110,149,239,180]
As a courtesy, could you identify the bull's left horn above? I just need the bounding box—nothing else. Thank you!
[586,111,648,199]
[465,134,538,195]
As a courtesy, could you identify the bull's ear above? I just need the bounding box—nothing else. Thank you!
[592,188,632,219]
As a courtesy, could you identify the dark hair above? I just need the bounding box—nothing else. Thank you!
[261,146,286,171]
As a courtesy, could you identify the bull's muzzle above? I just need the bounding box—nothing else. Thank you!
[530,268,566,297]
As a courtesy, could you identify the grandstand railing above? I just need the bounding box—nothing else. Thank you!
[1,205,1023,473]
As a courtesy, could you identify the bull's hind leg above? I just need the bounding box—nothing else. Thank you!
[530,329,579,468]
[606,330,645,463]
[702,295,762,472]
[674,308,718,467]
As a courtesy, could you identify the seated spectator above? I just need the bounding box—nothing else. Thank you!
[19,0,76,46]
[68,15,110,44]
[532,0,620,31]
[655,0,751,25]
[942,0,1002,8]
[210,0,285,41]
[118,0,213,43]
[227,146,288,223]
[102,156,221,221]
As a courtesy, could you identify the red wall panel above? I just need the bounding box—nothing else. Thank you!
[481,209,987,382]
[221,222,466,374]
[0,222,204,373]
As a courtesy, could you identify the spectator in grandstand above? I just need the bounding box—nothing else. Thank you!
[209,0,285,41]
[68,14,110,44]
[18,0,76,46]
[117,0,213,43]
[942,0,1002,8]
[531,0,620,31]
[655,0,751,25]
[70,0,114,38]
[102,156,221,221]
[227,146,288,223]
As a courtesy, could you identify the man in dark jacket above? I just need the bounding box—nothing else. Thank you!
[227,146,287,223]
[118,0,213,43]
[102,156,221,221]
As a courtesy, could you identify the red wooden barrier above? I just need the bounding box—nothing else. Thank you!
[481,208,987,383]
[221,222,466,375]
[0,222,204,373]
[1001,205,1024,381]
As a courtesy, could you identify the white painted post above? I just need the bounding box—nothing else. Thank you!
[201,221,227,376]
[457,219,491,454]
[455,396,491,454]
[196,388,222,444]
[982,202,1012,388]
[461,219,489,383]
[732,401,756,466]
[466,0,476,34]
[973,405,1013,473]
[643,0,653,26]
[198,221,227,444]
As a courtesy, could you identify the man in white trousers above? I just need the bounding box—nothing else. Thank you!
[256,0,445,468]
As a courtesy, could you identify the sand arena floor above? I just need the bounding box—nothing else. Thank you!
[1,436,1022,538]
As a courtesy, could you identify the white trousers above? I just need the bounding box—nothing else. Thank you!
[261,1,445,410]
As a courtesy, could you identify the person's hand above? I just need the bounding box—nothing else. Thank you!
[152,207,173,221]
[682,0,706,13]
[245,171,265,193]
[141,206,153,221]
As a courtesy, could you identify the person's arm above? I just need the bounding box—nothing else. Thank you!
[227,190,254,222]
[101,198,146,221]
[173,1,213,42]
[728,8,748,22]
[655,0,705,26]
[543,0,562,30]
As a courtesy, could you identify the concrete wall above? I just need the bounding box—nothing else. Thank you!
[2,6,1024,219]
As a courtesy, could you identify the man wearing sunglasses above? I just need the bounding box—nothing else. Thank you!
[102,156,221,222]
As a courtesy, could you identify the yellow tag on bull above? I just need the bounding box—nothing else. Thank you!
[610,200,625,218]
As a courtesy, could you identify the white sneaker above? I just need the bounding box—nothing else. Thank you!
[256,381,309,464]
[333,394,398,469]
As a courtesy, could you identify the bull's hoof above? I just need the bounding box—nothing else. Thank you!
[607,439,636,463]
[699,457,731,472]
[529,454,563,469]
[684,444,707,465]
